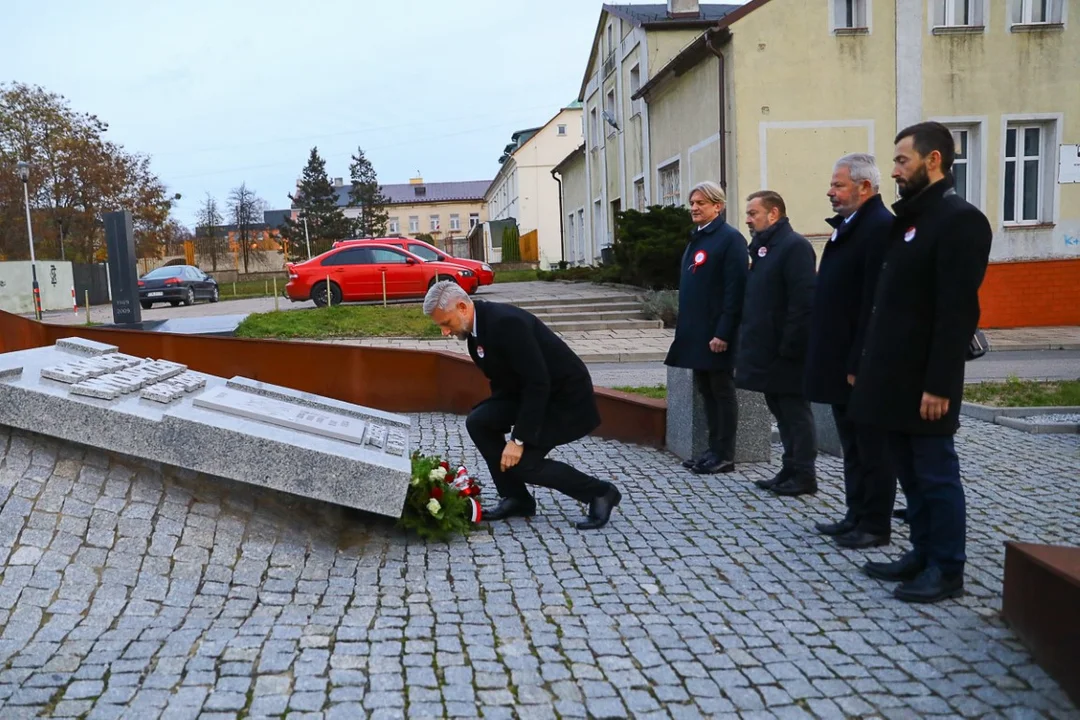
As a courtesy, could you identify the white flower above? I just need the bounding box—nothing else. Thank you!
[429,467,448,482]
[427,498,442,516]
[410,475,421,487]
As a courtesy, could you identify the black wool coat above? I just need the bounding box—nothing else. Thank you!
[664,220,750,372]
[734,218,817,395]
[466,300,601,448]
[849,180,993,435]
[803,194,894,406]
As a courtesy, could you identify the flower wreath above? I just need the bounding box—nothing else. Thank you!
[398,452,483,541]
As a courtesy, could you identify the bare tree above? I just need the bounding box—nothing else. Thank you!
[228,183,266,274]
[195,193,227,271]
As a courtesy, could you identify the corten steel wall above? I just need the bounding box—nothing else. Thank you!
[978,259,1080,329]
[0,311,666,448]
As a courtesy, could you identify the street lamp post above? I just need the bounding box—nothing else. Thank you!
[16,161,42,321]
[302,214,312,260]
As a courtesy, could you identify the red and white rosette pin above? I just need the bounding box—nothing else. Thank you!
[467,497,482,523]
[689,249,707,272]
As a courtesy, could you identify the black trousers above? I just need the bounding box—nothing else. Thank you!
[693,369,738,462]
[764,393,816,473]
[465,398,609,504]
[832,404,896,534]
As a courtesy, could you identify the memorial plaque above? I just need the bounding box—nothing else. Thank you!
[0,338,413,517]
[104,210,142,325]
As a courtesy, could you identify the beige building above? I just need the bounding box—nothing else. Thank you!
[553,144,587,263]
[332,177,488,254]
[568,0,1079,327]
[485,104,584,268]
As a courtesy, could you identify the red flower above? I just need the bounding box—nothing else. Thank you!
[440,461,451,471]
[430,485,443,500]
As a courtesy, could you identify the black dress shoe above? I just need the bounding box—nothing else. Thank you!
[815,517,857,536]
[691,457,735,475]
[576,485,622,530]
[681,451,713,469]
[863,551,926,582]
[834,529,891,549]
[771,473,817,496]
[893,508,908,522]
[894,566,964,603]
[755,467,791,490]
[484,496,537,522]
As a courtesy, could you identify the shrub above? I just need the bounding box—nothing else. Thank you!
[641,289,679,328]
[611,205,694,290]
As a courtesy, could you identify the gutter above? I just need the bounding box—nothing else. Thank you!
[551,168,565,264]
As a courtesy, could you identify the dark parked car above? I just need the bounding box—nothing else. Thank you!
[138,265,219,309]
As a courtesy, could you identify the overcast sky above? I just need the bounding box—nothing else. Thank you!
[3,0,692,227]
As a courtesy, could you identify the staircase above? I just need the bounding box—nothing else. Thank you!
[507,294,663,333]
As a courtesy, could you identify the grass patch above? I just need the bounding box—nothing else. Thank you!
[493,269,539,283]
[612,384,667,399]
[234,304,443,340]
[218,278,287,299]
[964,377,1080,407]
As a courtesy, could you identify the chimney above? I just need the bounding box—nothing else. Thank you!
[409,176,424,185]
[334,177,343,186]
[667,0,700,18]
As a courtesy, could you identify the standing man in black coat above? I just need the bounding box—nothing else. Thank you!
[805,153,897,549]
[423,280,622,530]
[664,181,749,474]
[735,191,818,496]
[850,122,992,603]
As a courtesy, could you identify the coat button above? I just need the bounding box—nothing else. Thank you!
[871,305,877,314]
[881,261,887,269]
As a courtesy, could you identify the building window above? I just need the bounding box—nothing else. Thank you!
[388,217,399,234]
[576,209,585,261]
[408,216,419,233]
[658,161,680,207]
[1004,123,1054,224]
[950,128,973,204]
[1011,0,1064,25]
[605,89,616,136]
[933,0,985,27]
[633,178,646,210]
[593,200,604,250]
[833,0,869,31]
[566,213,575,257]
[629,64,642,116]
[469,213,480,228]
[557,124,567,136]
[589,107,599,148]
[449,214,461,231]
[429,215,440,232]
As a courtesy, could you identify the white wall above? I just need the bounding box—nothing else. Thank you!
[0,261,76,315]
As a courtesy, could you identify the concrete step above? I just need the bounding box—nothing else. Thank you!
[528,309,650,323]
[527,302,643,315]
[509,295,638,309]
[546,318,663,332]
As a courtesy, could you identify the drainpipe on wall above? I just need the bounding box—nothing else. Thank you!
[704,28,727,193]
[551,168,565,265]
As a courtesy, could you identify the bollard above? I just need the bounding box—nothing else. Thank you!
[232,281,236,297]
[326,275,332,307]
[382,270,387,307]
[84,290,91,325]
[71,286,77,314]
[264,280,268,295]
[273,277,279,312]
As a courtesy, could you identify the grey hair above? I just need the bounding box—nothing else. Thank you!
[834,153,880,191]
[688,181,727,205]
[422,279,470,315]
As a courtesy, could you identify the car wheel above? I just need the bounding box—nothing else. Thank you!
[311,282,342,307]
[140,301,152,310]
[210,286,219,303]
[183,287,195,306]
[428,274,455,288]
[170,300,180,307]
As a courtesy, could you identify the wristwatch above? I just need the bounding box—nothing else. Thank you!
[512,438,524,446]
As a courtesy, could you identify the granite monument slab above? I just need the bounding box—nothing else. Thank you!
[665,366,771,464]
[0,338,412,517]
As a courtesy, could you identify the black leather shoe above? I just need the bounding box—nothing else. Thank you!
[894,566,964,603]
[576,485,622,530]
[771,473,817,496]
[815,517,857,536]
[755,467,791,490]
[691,457,735,475]
[893,508,908,522]
[863,551,926,582]
[835,529,891,549]
[682,451,713,469]
[483,496,536,522]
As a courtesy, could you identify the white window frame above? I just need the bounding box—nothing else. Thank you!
[408,216,419,233]
[930,0,987,30]
[429,214,440,232]
[657,158,681,207]
[831,0,871,33]
[629,64,642,117]
[930,116,987,210]
[605,89,617,137]
[1000,114,1060,227]
[633,175,646,210]
[1010,0,1065,27]
[469,213,480,228]
[449,214,461,231]
[388,217,400,234]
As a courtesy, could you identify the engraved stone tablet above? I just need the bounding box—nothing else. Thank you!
[193,387,369,446]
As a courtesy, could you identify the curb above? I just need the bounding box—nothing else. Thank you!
[985,342,1080,352]
[995,416,1079,435]
[961,402,1080,435]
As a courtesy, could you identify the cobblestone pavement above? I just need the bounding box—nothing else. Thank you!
[0,417,1077,719]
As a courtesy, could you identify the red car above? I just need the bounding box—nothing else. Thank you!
[285,243,479,307]
[334,237,494,287]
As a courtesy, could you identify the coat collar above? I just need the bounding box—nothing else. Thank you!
[892,177,952,218]
[750,216,790,249]
[691,218,725,242]
[825,194,886,238]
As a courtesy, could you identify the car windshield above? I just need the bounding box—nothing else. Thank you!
[142,267,185,279]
